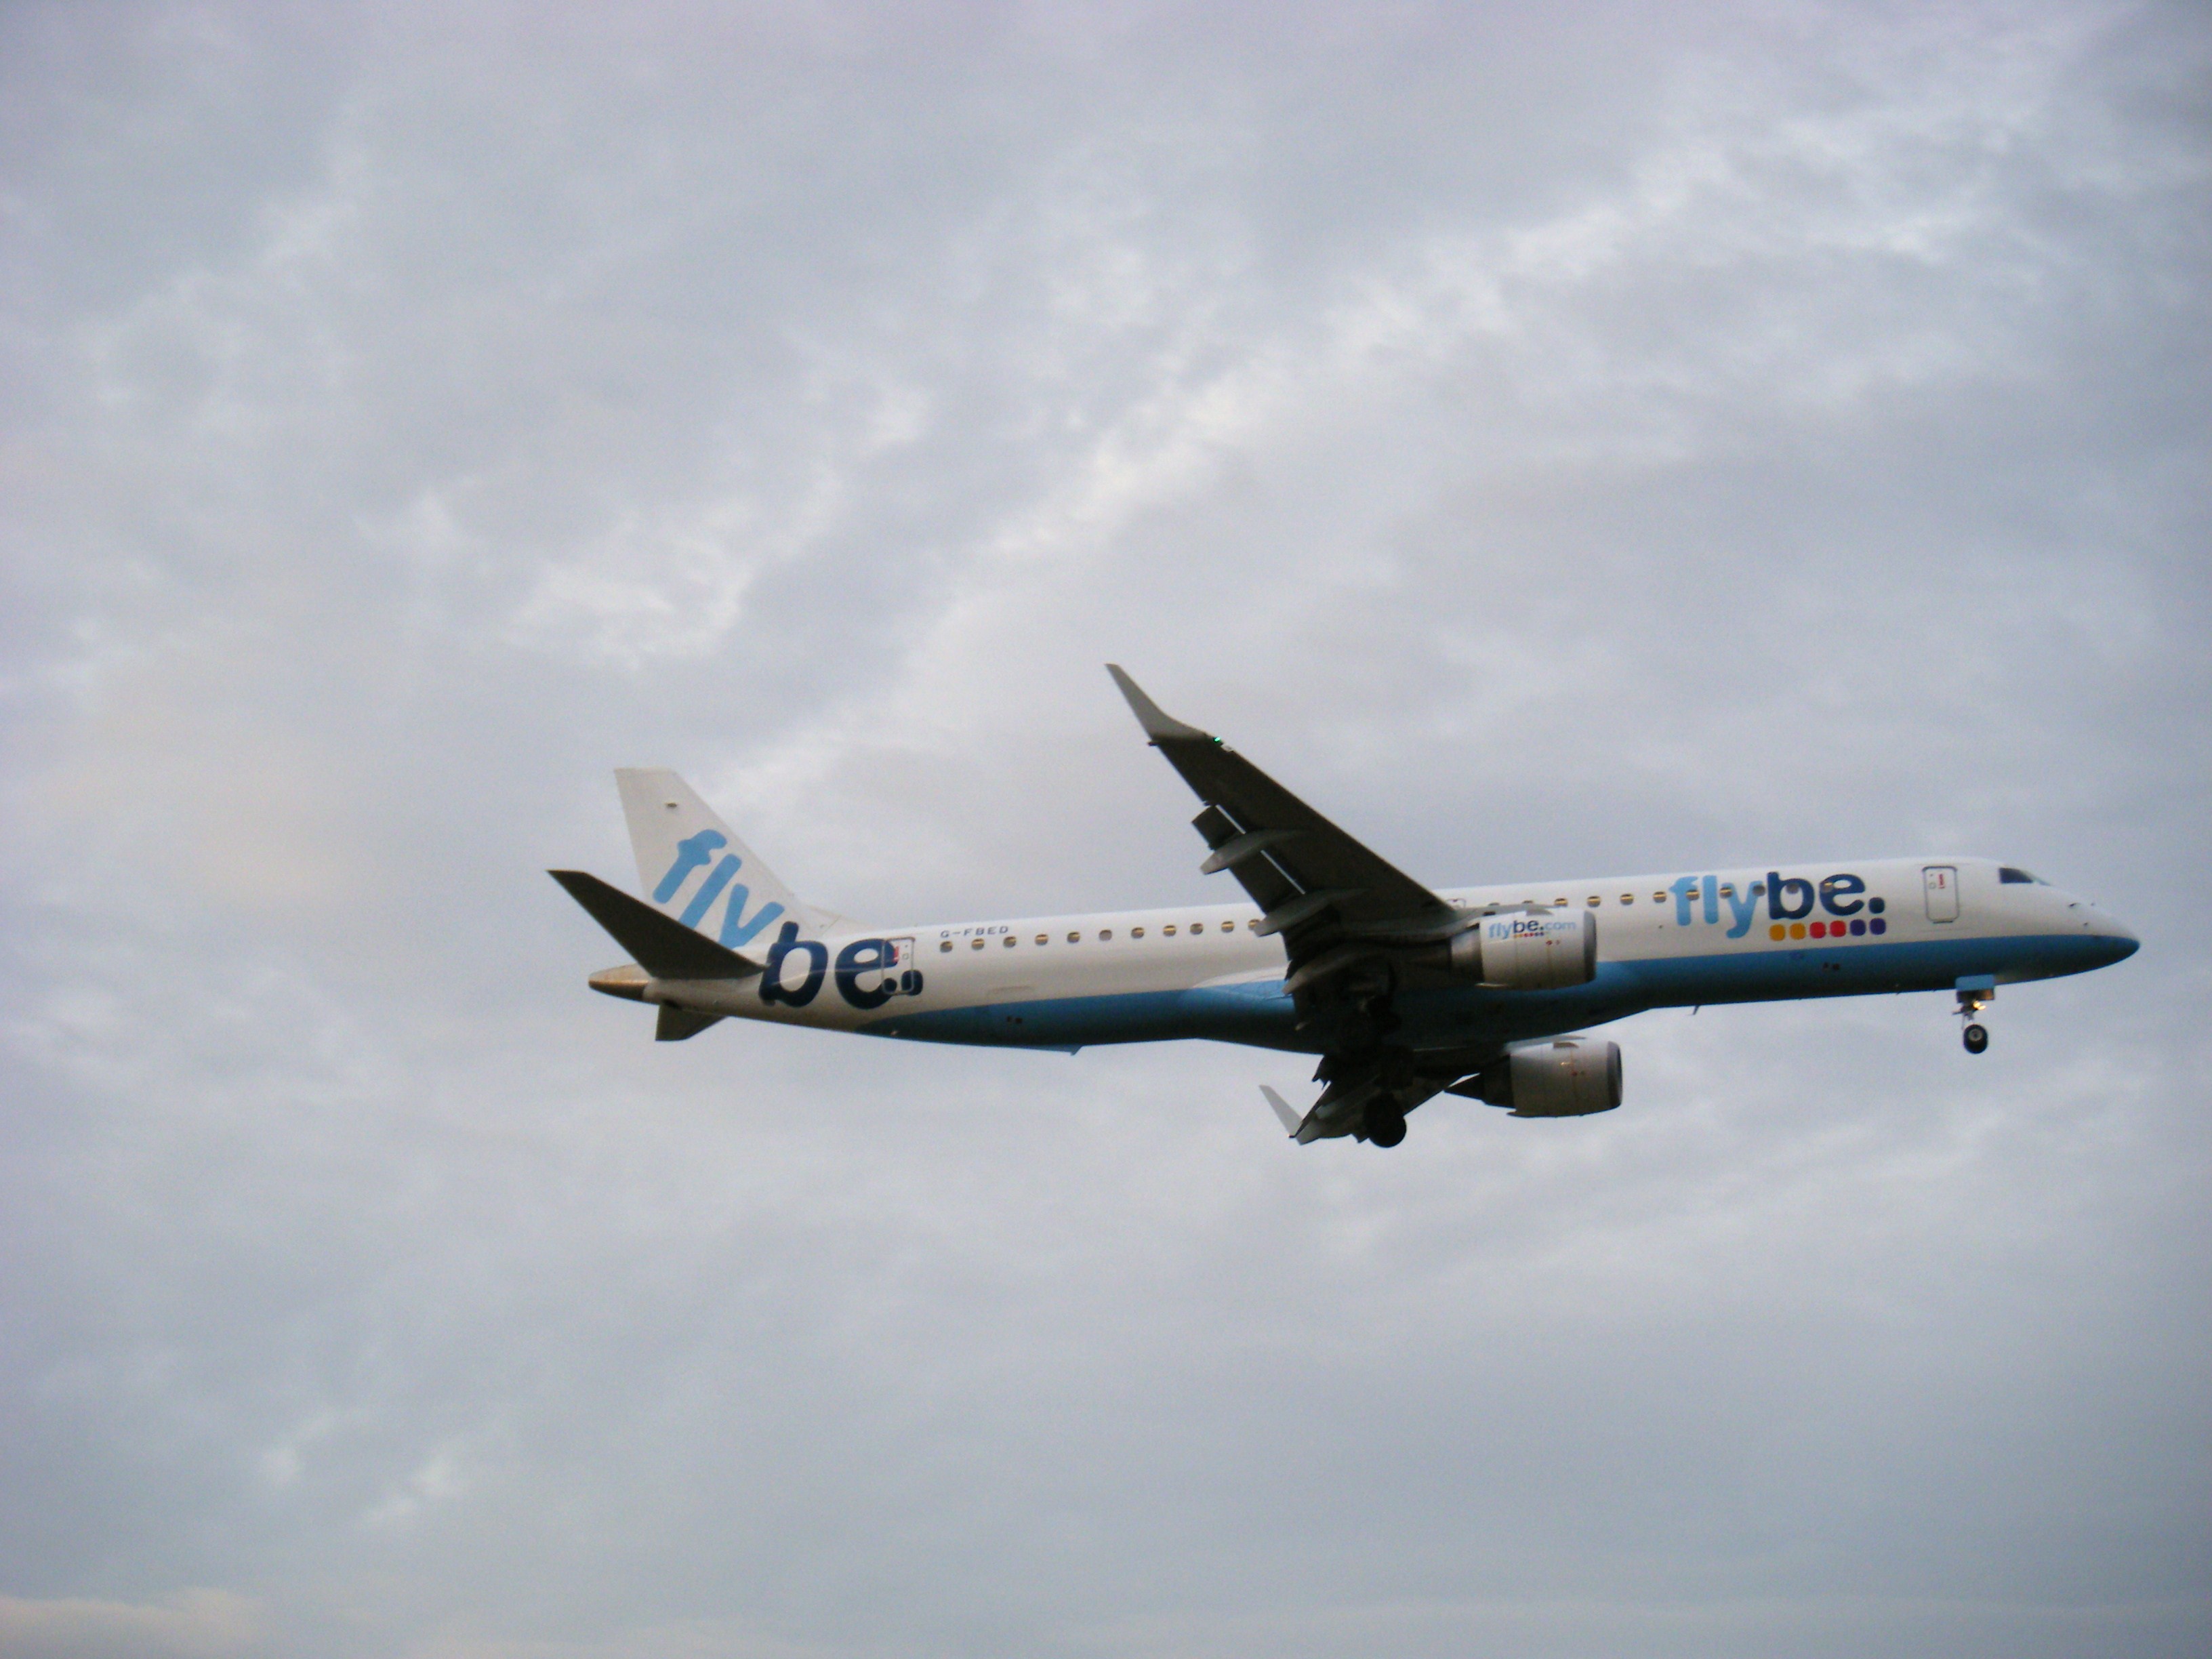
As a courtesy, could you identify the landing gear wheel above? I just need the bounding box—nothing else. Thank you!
[1963,1023,1988,1054]
[1368,1109,1407,1148]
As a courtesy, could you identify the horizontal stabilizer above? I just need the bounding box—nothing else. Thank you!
[656,1005,726,1042]
[549,869,765,981]
[1260,1084,1303,1136]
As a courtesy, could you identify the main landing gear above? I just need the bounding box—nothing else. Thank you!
[1957,983,1994,1054]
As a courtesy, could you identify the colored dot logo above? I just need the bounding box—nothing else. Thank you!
[1769,918,1887,941]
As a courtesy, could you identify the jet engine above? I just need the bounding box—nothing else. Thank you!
[1429,909,1598,989]
[1466,1038,1622,1118]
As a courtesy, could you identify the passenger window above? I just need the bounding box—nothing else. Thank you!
[1163,924,1176,936]
[1587,896,1601,907]
[1099,928,1113,941]
[939,940,953,953]
[1620,894,1634,905]
[971,939,985,950]
[1750,882,1765,896]
[1553,897,1567,907]
[1720,884,1734,897]
[1002,935,1017,947]
[1189,921,1204,934]
[1067,931,1080,943]
[1132,926,1145,939]
[1247,918,1258,930]
[1651,892,1665,904]
[1034,934,1048,945]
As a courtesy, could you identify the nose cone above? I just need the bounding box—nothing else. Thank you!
[2086,909,2139,967]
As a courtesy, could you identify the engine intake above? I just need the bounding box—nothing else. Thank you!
[1434,909,1598,989]
[1469,1038,1622,1118]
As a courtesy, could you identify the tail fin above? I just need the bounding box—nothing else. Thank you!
[614,768,840,943]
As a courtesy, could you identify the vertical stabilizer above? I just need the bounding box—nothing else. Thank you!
[615,768,840,943]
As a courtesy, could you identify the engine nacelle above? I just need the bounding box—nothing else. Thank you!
[1471,1038,1622,1118]
[1439,909,1598,989]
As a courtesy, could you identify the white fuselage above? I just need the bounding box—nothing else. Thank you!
[636,855,2137,1055]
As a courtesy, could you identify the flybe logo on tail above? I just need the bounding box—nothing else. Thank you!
[655,830,926,1012]
[655,830,786,949]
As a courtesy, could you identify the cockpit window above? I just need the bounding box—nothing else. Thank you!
[1998,866,2045,884]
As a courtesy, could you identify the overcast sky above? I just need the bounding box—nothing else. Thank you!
[3,3,2209,1656]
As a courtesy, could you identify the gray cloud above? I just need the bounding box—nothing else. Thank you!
[0,1590,261,1659]
[3,3,2208,1656]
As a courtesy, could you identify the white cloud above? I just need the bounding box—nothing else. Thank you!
[0,1591,262,1659]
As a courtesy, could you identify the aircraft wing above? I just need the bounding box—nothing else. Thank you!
[1106,666,1456,965]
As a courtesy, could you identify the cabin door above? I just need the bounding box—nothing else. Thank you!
[1923,865,1959,924]
[886,936,920,996]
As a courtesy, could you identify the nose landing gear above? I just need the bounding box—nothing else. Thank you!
[1957,981,1994,1054]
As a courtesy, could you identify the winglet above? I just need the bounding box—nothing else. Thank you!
[1260,1084,1303,1137]
[1105,664,1211,744]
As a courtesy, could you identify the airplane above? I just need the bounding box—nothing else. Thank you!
[550,666,2140,1147]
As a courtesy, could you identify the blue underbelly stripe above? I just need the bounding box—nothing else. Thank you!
[855,933,2128,1052]
[858,980,1302,1052]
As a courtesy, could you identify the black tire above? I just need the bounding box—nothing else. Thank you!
[1368,1110,1408,1148]
[1963,1023,1988,1054]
